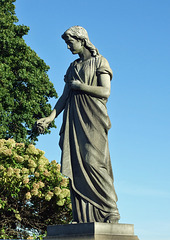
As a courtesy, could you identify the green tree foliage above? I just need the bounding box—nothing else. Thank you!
[0,139,72,239]
[0,0,58,143]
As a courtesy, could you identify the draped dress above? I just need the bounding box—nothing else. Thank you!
[59,54,120,223]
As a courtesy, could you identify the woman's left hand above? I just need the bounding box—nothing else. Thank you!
[70,80,82,90]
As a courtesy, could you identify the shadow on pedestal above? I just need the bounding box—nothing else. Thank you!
[45,222,139,240]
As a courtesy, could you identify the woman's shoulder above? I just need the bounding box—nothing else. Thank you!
[95,54,113,79]
[95,54,110,65]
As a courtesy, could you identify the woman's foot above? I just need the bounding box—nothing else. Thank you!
[71,221,78,224]
[70,219,78,224]
[104,215,119,223]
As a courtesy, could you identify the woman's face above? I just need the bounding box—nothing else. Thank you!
[65,35,84,55]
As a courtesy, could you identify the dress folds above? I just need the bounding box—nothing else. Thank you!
[59,55,120,223]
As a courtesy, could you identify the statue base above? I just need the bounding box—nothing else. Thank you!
[45,222,139,240]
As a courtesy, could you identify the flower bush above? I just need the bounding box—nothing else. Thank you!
[0,139,72,239]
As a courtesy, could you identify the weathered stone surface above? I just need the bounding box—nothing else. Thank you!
[37,26,120,223]
[45,223,139,240]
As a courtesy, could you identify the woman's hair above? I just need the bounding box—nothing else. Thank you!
[62,26,99,56]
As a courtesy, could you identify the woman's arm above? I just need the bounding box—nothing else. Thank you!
[50,83,70,120]
[36,83,70,133]
[70,74,111,99]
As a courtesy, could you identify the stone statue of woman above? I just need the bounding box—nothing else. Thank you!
[36,26,120,223]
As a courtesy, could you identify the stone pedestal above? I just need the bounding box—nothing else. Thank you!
[45,222,139,240]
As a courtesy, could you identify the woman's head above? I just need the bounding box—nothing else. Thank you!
[62,26,99,56]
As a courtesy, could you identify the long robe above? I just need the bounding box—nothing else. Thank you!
[59,55,120,223]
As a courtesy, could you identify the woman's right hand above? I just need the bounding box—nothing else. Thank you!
[36,117,52,134]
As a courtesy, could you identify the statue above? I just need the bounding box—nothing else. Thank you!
[36,26,120,224]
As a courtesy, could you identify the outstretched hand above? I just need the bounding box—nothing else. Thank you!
[35,117,51,134]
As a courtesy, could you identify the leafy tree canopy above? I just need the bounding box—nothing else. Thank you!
[0,0,58,143]
[0,139,72,239]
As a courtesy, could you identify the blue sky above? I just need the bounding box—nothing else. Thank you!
[15,0,170,239]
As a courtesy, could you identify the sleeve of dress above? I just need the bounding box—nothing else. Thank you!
[64,62,74,83]
[64,66,70,83]
[96,55,113,80]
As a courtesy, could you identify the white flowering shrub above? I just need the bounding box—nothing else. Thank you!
[0,139,72,239]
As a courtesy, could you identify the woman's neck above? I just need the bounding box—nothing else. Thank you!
[78,47,92,62]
